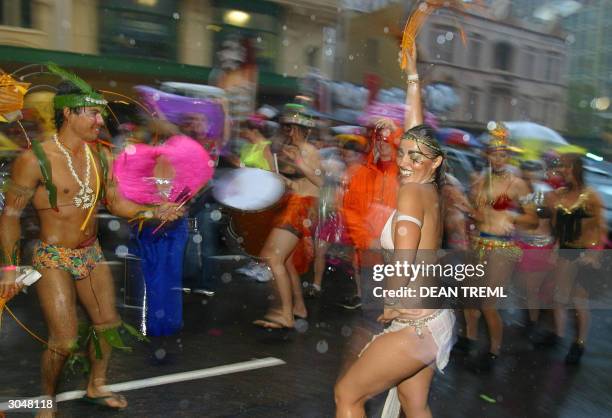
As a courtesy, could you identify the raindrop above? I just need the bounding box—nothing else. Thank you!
[383,27,389,34]
[201,299,208,305]
[192,234,203,244]
[445,32,454,41]
[155,309,165,319]
[303,218,312,228]
[257,36,262,43]
[487,121,497,131]
[565,34,575,45]
[349,55,354,61]
[115,245,129,258]
[316,340,329,353]
[419,3,428,11]
[462,134,470,142]
[153,93,160,101]
[437,35,445,44]
[341,325,352,337]
[511,98,517,106]
[310,15,316,21]
[210,210,222,221]
[397,226,407,236]
[125,144,137,155]
[207,159,215,167]
[129,38,136,46]
[154,348,166,359]
[172,12,180,20]
[109,80,117,87]
[282,73,287,78]
[295,319,309,333]
[282,25,287,31]
[282,39,289,47]
[108,220,120,231]
[293,64,299,70]
[221,272,232,283]
[325,47,333,57]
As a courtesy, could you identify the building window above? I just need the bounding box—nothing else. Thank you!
[523,47,536,78]
[545,52,561,83]
[468,34,483,68]
[0,0,32,28]
[520,96,531,120]
[466,88,479,121]
[212,3,281,72]
[493,42,514,72]
[431,25,456,63]
[306,46,320,68]
[488,87,513,121]
[98,0,179,60]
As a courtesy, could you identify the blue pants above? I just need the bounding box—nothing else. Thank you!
[130,218,188,337]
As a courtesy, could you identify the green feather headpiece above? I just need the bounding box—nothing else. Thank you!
[47,62,107,109]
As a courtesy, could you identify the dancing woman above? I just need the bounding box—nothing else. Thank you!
[334,44,455,418]
[462,127,537,371]
[546,153,606,364]
[253,104,322,329]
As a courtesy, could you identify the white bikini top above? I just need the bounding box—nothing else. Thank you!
[380,210,423,250]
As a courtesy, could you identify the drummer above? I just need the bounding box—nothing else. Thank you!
[253,104,323,329]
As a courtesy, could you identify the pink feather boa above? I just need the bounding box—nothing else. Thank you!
[113,135,213,204]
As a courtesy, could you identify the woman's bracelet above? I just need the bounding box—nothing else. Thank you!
[407,74,419,85]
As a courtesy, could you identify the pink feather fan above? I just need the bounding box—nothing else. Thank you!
[113,135,213,204]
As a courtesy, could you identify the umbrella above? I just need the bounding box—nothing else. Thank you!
[435,127,482,149]
[134,86,226,141]
[479,121,586,159]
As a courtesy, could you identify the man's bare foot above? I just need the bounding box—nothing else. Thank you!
[83,386,127,409]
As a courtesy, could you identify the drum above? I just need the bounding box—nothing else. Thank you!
[213,168,286,257]
[213,167,285,212]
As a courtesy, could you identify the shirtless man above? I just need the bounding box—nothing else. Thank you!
[253,104,322,329]
[0,78,182,416]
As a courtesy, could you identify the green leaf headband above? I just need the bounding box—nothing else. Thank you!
[46,62,107,109]
[280,103,316,128]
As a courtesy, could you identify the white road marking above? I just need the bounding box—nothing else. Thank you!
[0,357,285,409]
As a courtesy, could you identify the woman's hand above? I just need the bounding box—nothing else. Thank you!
[154,202,186,222]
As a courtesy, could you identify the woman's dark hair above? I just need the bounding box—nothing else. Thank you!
[402,124,447,187]
[562,153,585,189]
